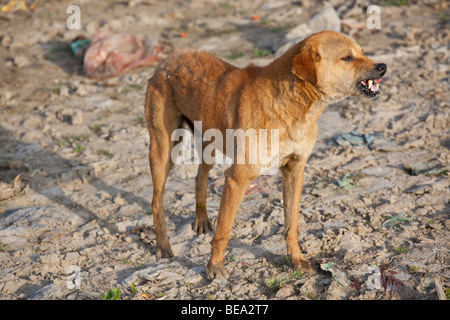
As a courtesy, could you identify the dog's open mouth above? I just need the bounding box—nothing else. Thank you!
[356,78,382,97]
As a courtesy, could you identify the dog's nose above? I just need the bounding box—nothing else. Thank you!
[375,63,387,76]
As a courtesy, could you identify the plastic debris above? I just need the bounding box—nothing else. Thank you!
[70,38,91,61]
[320,262,352,287]
[335,132,365,147]
[334,131,387,147]
[83,31,161,79]
[334,131,396,152]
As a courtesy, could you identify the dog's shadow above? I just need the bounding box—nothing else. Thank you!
[0,125,151,237]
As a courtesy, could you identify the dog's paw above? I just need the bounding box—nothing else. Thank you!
[292,258,315,274]
[206,262,228,280]
[194,218,213,234]
[156,246,174,259]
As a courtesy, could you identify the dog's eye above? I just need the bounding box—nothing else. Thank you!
[341,55,353,62]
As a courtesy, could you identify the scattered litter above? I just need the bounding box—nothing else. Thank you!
[320,262,352,287]
[335,132,365,147]
[334,131,391,150]
[404,161,449,176]
[70,38,91,60]
[83,31,161,79]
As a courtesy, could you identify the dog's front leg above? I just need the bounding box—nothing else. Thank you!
[206,165,258,279]
[281,155,314,273]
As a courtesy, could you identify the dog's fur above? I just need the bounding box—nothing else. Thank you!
[144,30,386,279]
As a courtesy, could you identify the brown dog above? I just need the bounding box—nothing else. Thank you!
[144,30,386,279]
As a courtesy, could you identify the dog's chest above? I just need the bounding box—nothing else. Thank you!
[259,121,317,175]
[260,101,328,174]
[281,102,327,159]
[280,121,317,161]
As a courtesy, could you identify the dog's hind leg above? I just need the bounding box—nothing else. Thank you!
[194,154,213,234]
[145,76,180,259]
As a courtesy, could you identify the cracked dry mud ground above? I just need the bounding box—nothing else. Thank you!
[0,0,449,300]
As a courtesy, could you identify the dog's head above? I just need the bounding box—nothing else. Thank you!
[292,30,387,100]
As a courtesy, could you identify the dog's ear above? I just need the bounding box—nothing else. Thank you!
[292,46,320,86]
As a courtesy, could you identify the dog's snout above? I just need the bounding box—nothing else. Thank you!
[375,63,387,76]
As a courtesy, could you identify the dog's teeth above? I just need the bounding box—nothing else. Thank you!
[368,80,373,88]
[371,84,379,92]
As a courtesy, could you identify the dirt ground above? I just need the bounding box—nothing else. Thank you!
[0,0,449,300]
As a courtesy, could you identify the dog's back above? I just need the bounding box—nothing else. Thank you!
[147,49,265,131]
